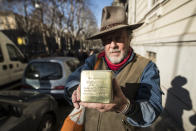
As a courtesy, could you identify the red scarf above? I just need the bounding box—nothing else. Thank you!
[98,49,132,71]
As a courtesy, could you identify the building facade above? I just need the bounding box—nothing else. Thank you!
[126,0,196,130]
[0,11,18,30]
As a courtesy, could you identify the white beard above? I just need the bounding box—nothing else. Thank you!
[106,48,128,64]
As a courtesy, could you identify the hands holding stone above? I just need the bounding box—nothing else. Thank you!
[72,79,130,113]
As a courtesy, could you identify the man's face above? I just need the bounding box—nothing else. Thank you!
[102,29,130,64]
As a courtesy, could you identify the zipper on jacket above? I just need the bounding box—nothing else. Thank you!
[97,112,102,131]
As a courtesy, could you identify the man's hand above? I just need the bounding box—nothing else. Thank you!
[72,85,81,109]
[76,79,129,112]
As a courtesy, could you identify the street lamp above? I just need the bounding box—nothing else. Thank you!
[34,0,41,9]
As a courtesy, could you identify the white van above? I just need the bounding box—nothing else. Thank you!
[0,31,27,86]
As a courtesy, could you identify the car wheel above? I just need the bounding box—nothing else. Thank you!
[38,114,56,131]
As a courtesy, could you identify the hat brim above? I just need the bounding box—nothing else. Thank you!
[86,23,143,40]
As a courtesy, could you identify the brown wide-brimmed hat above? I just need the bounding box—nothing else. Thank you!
[87,6,143,40]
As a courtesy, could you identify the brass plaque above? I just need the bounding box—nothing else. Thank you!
[80,70,113,103]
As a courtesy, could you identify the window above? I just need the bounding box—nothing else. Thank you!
[25,62,62,80]
[6,44,23,61]
[147,51,156,62]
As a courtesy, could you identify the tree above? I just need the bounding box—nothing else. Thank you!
[0,0,99,55]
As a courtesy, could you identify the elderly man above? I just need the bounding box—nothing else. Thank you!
[64,6,163,131]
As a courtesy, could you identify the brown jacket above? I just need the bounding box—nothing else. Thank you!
[84,54,150,131]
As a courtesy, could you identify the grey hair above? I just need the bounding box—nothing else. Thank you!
[125,28,133,42]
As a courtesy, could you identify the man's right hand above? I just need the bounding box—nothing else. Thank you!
[72,85,81,109]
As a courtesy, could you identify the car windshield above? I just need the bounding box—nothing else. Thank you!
[25,62,62,80]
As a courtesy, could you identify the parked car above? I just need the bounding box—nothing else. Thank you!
[0,31,27,87]
[22,57,80,99]
[0,90,57,131]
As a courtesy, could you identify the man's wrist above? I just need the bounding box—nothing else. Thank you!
[121,98,130,114]
[116,98,130,114]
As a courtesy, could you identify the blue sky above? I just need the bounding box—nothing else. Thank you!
[90,0,113,28]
